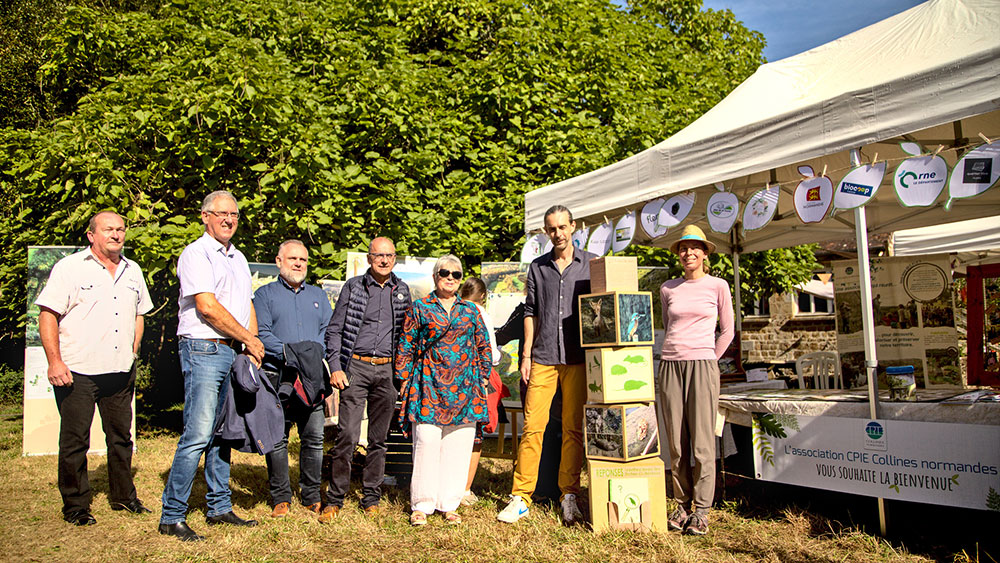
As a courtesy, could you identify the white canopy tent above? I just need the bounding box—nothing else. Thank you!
[524,0,1000,254]
[893,215,1000,273]
[523,0,1000,532]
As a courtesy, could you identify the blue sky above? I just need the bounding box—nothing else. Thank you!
[701,0,925,61]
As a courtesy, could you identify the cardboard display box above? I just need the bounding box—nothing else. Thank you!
[589,256,638,293]
[585,402,659,462]
[585,346,655,404]
[579,291,654,348]
[588,457,668,533]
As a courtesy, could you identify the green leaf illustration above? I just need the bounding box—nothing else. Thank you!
[986,487,1000,511]
[753,413,787,439]
[751,415,775,467]
[621,380,648,391]
[888,484,900,494]
[589,382,602,393]
[623,354,646,364]
[610,364,627,375]
[950,474,959,486]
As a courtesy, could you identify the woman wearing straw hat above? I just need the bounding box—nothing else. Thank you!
[657,224,734,536]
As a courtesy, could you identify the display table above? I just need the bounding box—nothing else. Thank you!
[719,388,1000,427]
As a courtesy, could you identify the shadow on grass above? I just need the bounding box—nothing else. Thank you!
[720,474,1000,561]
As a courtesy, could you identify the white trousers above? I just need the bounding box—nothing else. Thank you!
[410,423,476,514]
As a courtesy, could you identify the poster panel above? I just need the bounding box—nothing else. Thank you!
[346,251,436,301]
[24,246,134,456]
[833,255,961,388]
[752,414,1000,511]
[318,280,345,310]
[481,262,530,404]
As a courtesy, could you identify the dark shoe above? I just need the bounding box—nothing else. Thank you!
[158,521,205,542]
[111,499,152,514]
[206,511,258,527]
[65,510,97,526]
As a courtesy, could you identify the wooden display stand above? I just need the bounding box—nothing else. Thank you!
[588,457,668,533]
[584,402,660,462]
[589,256,638,293]
[579,291,654,347]
[585,347,655,404]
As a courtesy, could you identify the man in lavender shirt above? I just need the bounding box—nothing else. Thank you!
[158,190,265,541]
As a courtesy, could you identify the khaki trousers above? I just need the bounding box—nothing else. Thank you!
[656,359,719,511]
[511,363,586,504]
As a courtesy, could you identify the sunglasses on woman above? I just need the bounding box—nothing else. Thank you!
[437,269,463,280]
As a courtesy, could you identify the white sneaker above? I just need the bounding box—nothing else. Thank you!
[561,493,583,524]
[497,495,529,523]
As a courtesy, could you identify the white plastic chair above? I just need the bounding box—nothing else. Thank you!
[795,351,843,389]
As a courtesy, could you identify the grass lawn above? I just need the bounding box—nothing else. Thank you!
[0,403,992,562]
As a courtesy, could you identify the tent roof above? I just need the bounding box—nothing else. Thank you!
[893,215,1000,272]
[524,0,1000,254]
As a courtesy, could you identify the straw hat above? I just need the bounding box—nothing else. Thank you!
[669,224,716,254]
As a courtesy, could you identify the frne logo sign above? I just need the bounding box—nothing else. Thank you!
[864,421,887,452]
[963,158,993,183]
[806,187,821,201]
[840,182,873,197]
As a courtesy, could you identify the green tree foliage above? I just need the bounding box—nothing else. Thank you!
[0,0,766,355]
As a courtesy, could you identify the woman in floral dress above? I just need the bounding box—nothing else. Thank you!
[395,254,491,526]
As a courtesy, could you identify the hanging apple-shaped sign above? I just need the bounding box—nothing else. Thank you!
[793,165,834,223]
[572,227,589,250]
[657,193,695,228]
[639,199,667,238]
[520,233,548,263]
[833,160,886,211]
[894,142,947,207]
[587,221,613,256]
[946,140,1000,209]
[742,185,779,232]
[706,183,739,233]
[611,212,637,253]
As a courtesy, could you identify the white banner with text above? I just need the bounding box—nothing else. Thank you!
[752,413,1000,511]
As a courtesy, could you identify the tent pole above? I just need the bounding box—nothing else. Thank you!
[854,205,887,535]
[732,230,743,332]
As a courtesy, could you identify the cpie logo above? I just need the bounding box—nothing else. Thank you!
[806,187,821,201]
[865,421,883,440]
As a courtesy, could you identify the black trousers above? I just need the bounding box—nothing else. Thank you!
[327,361,397,508]
[53,370,137,516]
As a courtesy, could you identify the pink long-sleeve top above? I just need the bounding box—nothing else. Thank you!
[659,275,735,361]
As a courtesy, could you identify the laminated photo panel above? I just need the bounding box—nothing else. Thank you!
[589,457,668,533]
[585,402,660,462]
[588,256,638,293]
[579,291,654,348]
[585,347,655,404]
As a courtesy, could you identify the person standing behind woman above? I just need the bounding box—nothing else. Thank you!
[657,225,734,536]
[396,255,491,526]
[456,277,501,505]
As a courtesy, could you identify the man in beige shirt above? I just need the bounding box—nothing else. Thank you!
[36,211,153,526]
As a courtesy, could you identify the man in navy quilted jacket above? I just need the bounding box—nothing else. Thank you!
[321,237,411,521]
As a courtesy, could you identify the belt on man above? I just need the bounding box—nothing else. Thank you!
[203,338,237,348]
[352,354,391,365]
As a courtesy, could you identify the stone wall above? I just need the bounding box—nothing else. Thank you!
[741,293,837,364]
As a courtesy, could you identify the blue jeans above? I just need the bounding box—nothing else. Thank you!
[160,338,235,524]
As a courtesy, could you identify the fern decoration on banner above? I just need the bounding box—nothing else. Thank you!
[752,413,787,467]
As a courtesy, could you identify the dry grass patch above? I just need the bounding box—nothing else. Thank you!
[0,409,979,562]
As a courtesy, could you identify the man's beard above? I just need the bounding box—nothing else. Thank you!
[281,267,307,285]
